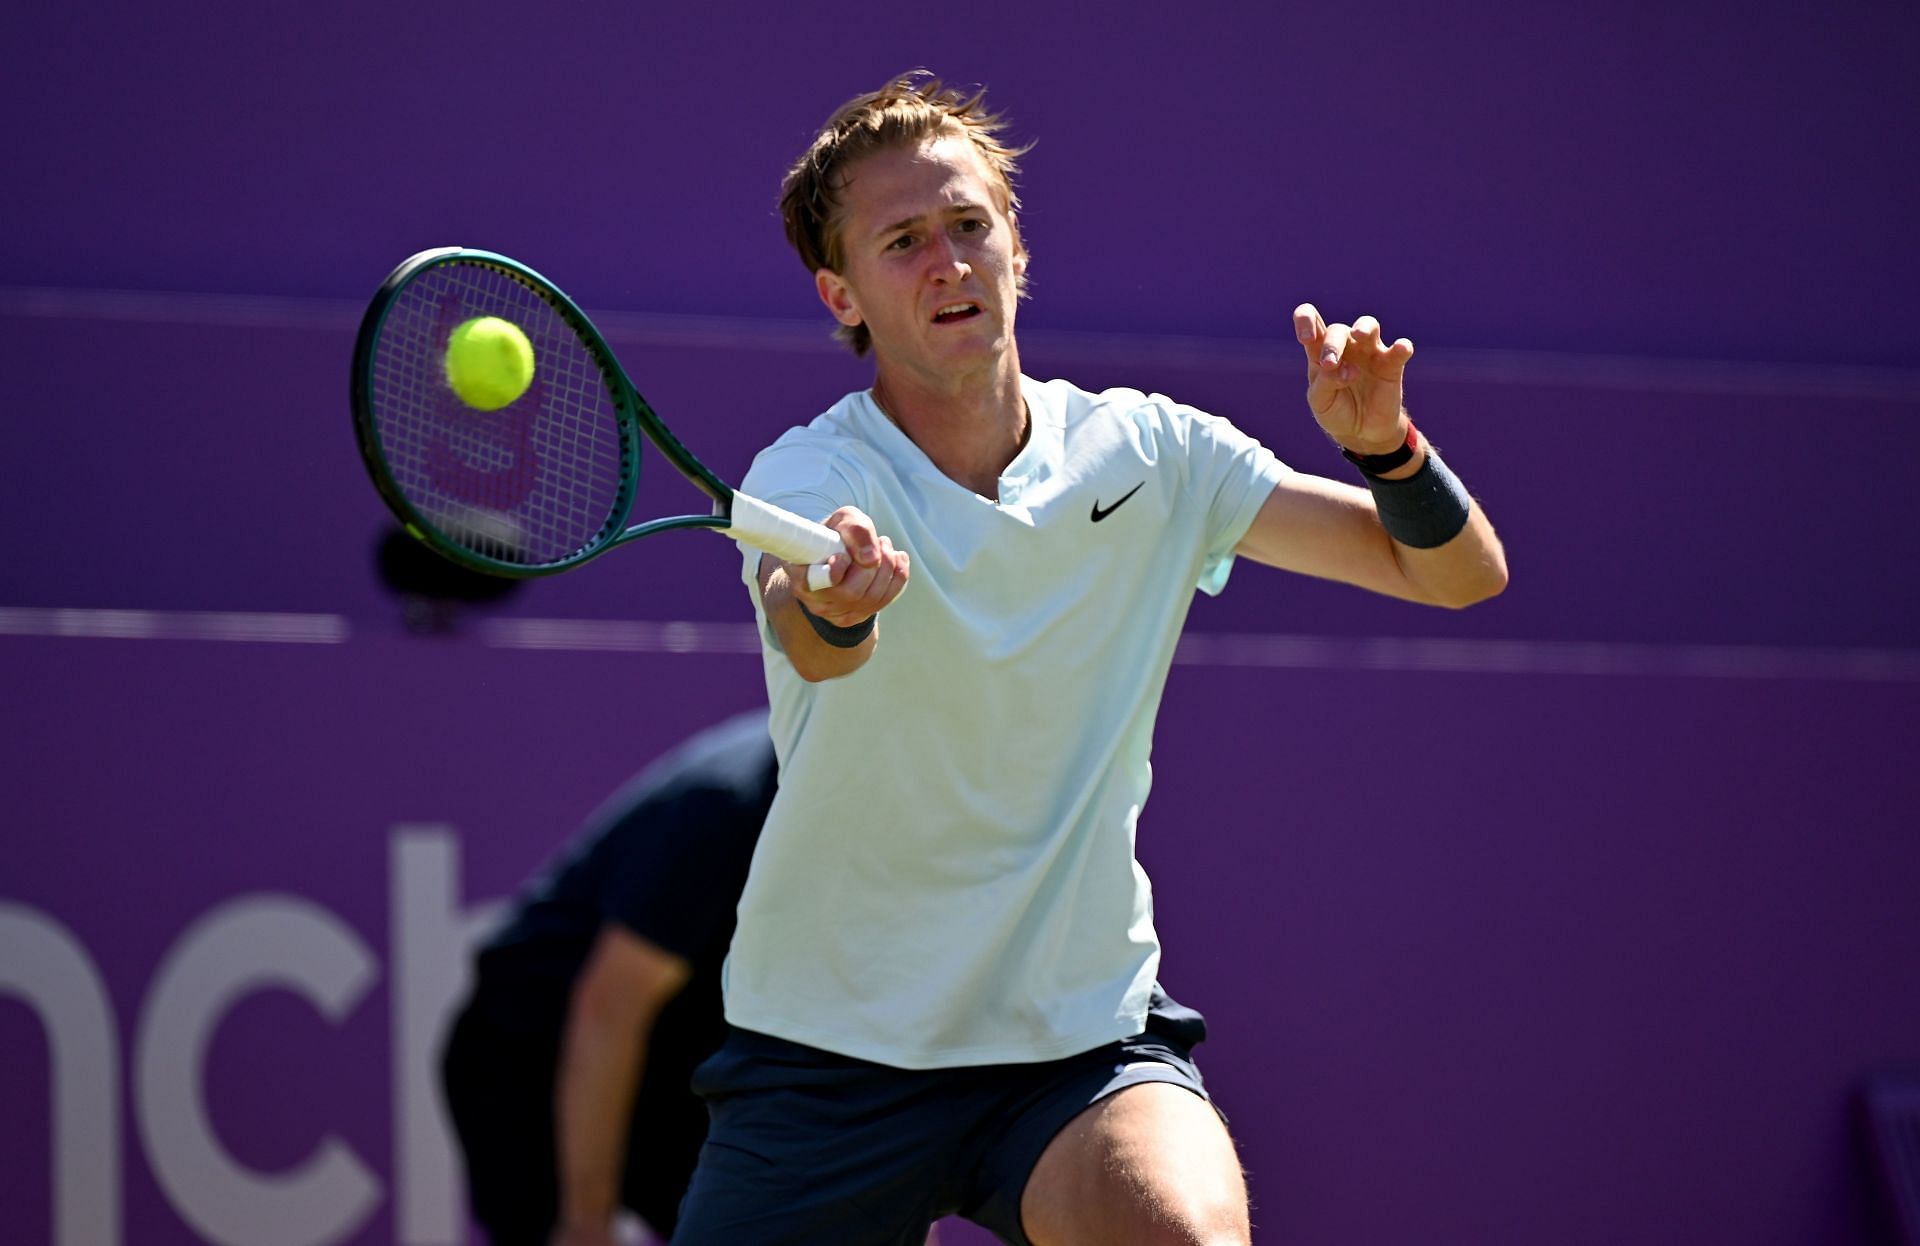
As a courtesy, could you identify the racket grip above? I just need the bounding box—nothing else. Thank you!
[728,491,841,593]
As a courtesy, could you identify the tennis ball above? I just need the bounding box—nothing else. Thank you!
[444,316,535,411]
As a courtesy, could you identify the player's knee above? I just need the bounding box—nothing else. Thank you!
[1177,1203,1251,1246]
[1130,1187,1249,1246]
[1201,1212,1253,1246]
[1132,1223,1247,1246]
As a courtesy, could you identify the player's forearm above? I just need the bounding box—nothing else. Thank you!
[1386,503,1508,607]
[553,1009,649,1232]
[1364,441,1508,608]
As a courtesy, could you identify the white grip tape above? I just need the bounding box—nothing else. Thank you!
[727,491,840,594]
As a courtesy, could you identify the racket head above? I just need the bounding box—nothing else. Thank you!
[351,247,641,577]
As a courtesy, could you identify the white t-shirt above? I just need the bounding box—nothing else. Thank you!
[727,375,1288,1068]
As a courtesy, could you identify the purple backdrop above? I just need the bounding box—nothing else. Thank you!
[4,2,1919,1244]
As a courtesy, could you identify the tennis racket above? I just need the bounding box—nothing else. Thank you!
[351,246,836,589]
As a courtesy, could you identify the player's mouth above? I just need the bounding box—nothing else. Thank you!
[931,301,983,325]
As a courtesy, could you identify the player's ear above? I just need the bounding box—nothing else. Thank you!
[816,268,862,328]
[1009,214,1029,282]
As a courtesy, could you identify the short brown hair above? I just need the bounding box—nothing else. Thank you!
[779,71,1030,355]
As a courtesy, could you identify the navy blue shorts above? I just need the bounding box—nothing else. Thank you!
[672,990,1217,1246]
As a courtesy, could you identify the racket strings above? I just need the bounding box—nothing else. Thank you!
[367,261,630,567]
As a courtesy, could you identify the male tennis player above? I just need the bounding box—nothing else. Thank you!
[439,711,775,1246]
[674,73,1509,1245]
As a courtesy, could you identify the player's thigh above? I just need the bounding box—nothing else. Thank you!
[674,1031,948,1246]
[674,1127,938,1246]
[1020,1081,1249,1246]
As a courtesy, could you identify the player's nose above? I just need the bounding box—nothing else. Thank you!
[923,234,970,281]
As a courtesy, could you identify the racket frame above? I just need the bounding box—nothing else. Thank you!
[352,246,747,579]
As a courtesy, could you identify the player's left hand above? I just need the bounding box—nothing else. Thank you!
[1294,304,1414,455]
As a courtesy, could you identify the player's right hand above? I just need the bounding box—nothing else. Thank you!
[798,506,910,627]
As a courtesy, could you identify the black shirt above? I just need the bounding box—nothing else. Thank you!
[469,709,775,1098]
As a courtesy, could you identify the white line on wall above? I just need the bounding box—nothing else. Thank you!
[7,607,1917,682]
[5,286,1916,401]
[0,607,349,644]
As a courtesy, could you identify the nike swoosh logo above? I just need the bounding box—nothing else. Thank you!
[1090,481,1145,522]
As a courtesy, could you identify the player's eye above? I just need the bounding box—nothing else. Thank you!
[886,234,916,251]
[955,218,986,235]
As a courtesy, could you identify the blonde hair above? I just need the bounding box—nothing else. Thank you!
[779,71,1030,355]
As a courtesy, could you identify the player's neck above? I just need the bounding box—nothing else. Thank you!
[871,357,1028,498]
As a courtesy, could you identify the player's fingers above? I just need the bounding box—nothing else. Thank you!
[1318,323,1353,380]
[799,519,906,623]
[860,538,906,603]
[858,536,895,589]
[811,561,877,624]
[824,505,869,528]
[1319,322,1351,364]
[1293,303,1326,374]
[1379,336,1415,379]
[824,506,882,566]
[860,552,909,617]
[1355,316,1413,378]
[1292,303,1326,347]
[809,552,847,590]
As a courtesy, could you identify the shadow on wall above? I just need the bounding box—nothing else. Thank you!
[374,526,524,635]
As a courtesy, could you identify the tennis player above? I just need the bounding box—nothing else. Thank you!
[674,73,1509,1245]
[439,711,775,1246]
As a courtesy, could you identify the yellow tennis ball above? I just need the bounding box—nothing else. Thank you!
[444,316,535,411]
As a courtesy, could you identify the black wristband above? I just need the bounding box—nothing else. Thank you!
[795,597,876,648]
[1364,449,1473,549]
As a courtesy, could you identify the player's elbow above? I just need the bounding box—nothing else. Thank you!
[787,652,835,682]
[1430,556,1509,609]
